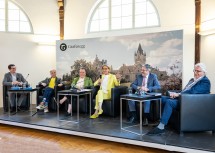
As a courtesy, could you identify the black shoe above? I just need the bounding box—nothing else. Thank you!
[142,118,148,126]
[65,112,71,117]
[146,127,165,136]
[17,106,23,112]
[127,116,138,124]
[10,107,16,113]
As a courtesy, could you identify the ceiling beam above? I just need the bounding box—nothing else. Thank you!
[58,0,64,40]
[195,0,201,64]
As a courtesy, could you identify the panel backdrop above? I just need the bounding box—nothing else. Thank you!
[56,30,183,92]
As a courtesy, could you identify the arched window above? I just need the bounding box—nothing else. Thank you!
[87,0,160,33]
[0,0,33,33]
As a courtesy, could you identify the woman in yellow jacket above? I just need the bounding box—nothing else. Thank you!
[90,64,121,119]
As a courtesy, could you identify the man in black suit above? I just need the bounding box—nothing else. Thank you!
[2,64,27,112]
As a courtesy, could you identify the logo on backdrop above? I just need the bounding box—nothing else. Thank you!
[60,43,86,51]
[60,43,67,51]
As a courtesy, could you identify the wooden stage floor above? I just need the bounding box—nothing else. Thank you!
[0,108,214,153]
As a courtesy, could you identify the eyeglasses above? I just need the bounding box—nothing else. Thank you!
[11,67,16,69]
[193,69,202,73]
[102,68,108,70]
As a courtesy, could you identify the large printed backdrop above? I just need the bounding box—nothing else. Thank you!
[56,30,183,91]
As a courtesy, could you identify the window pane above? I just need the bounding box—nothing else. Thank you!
[90,20,99,32]
[0,9,5,19]
[112,0,121,6]
[92,10,99,20]
[99,7,108,19]
[136,0,147,2]
[111,17,121,29]
[8,9,19,20]
[0,20,5,31]
[100,0,108,8]
[147,13,158,26]
[99,19,108,31]
[112,6,121,17]
[135,14,146,27]
[20,11,28,21]
[122,4,132,16]
[147,1,155,14]
[122,16,132,29]
[8,2,18,9]
[8,20,19,32]
[20,21,31,32]
[0,0,5,9]
[122,0,132,5]
[135,2,146,15]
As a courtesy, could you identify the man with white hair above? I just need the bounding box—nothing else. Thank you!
[147,63,211,135]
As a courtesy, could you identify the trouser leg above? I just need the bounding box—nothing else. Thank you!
[8,93,15,107]
[160,97,178,125]
[17,93,27,106]
[94,90,103,110]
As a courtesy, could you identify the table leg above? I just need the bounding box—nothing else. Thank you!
[140,101,142,135]
[120,98,122,129]
[77,95,79,122]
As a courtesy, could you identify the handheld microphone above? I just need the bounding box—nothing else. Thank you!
[99,75,102,79]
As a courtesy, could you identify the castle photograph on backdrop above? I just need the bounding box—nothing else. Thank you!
[56,30,183,92]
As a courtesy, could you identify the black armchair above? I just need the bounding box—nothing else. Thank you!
[168,94,215,134]
[92,86,128,117]
[37,85,65,111]
[3,85,30,112]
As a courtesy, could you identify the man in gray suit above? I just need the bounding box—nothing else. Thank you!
[2,64,27,112]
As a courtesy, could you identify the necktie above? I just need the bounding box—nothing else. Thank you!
[142,76,146,87]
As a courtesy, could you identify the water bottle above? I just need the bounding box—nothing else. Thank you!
[23,82,26,89]
[128,87,132,95]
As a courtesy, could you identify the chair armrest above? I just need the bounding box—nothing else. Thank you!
[179,94,215,131]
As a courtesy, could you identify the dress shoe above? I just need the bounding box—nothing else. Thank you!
[127,116,138,124]
[142,118,148,126]
[17,106,23,112]
[65,112,71,117]
[146,127,165,136]
[10,107,16,113]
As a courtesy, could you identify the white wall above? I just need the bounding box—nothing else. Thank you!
[201,0,215,93]
[0,0,214,107]
[0,0,59,106]
[64,0,196,87]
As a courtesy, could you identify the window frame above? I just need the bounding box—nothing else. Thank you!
[86,0,160,33]
[0,0,33,34]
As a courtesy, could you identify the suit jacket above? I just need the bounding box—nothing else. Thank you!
[40,77,63,87]
[94,73,120,99]
[71,77,93,88]
[2,72,26,87]
[131,73,161,92]
[181,76,211,94]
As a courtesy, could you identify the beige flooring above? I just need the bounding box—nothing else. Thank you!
[0,124,169,153]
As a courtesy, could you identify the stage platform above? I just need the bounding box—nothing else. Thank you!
[0,108,214,153]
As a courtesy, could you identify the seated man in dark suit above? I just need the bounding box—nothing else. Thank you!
[36,69,63,113]
[147,63,211,135]
[127,64,161,125]
[2,64,27,112]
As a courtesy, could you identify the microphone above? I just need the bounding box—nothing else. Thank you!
[99,75,102,79]
[25,74,29,82]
